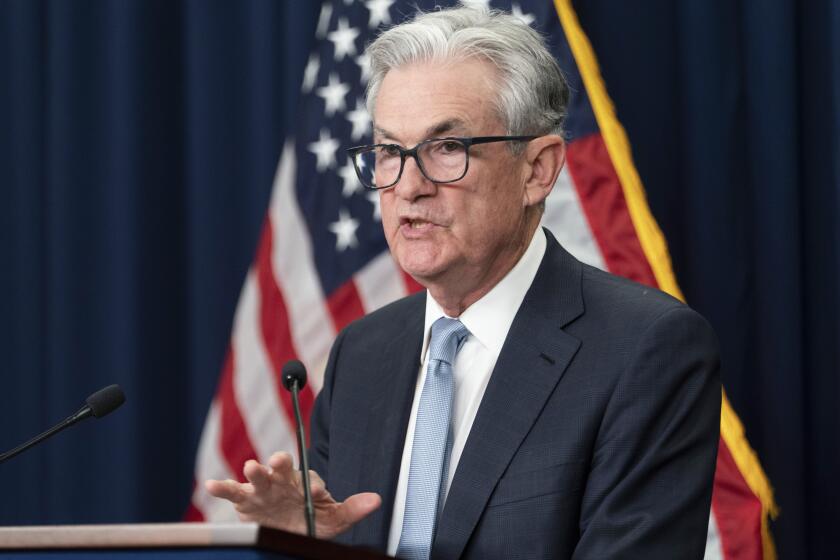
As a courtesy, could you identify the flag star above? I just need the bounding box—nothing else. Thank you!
[301,54,320,93]
[355,53,372,83]
[316,2,333,39]
[511,4,536,26]
[317,73,350,116]
[328,18,359,61]
[339,158,362,197]
[346,98,371,141]
[365,0,394,28]
[367,191,382,221]
[329,209,360,251]
[308,129,340,171]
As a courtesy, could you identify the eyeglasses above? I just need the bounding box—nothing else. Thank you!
[346,135,538,190]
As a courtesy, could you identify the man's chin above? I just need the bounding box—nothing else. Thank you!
[401,268,435,287]
[398,261,443,288]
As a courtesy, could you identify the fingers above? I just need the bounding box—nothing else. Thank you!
[268,452,301,486]
[243,460,272,493]
[206,452,334,530]
[309,470,325,487]
[308,469,329,500]
[268,451,294,473]
[205,478,248,504]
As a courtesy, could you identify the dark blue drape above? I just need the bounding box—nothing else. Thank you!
[576,0,840,557]
[0,1,837,558]
[0,0,319,524]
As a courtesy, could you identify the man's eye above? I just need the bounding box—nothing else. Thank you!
[438,141,462,153]
[380,145,401,157]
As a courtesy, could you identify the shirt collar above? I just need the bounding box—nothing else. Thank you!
[420,227,547,363]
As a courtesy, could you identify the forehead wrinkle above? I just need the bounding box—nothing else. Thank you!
[426,118,470,138]
[373,117,471,146]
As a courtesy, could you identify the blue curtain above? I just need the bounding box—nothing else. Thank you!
[0,0,319,524]
[1,1,837,558]
[575,0,840,557]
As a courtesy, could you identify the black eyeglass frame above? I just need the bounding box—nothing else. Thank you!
[346,135,539,190]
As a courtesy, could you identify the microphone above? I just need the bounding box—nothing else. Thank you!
[281,360,316,538]
[0,384,126,465]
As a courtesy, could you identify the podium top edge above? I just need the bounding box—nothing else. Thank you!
[0,522,259,549]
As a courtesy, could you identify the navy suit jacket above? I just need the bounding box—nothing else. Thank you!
[308,230,721,559]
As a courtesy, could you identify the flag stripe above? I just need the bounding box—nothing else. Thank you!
[542,166,607,271]
[327,280,368,332]
[712,437,764,559]
[189,399,238,522]
[231,272,296,463]
[217,346,259,481]
[719,392,779,559]
[268,143,336,391]
[256,218,316,434]
[566,133,657,286]
[184,492,204,522]
[704,512,725,560]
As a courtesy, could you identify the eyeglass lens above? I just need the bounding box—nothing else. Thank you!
[354,139,468,188]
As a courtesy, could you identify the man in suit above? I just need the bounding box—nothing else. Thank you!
[207,6,721,559]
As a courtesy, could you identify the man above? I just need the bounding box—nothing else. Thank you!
[207,6,721,559]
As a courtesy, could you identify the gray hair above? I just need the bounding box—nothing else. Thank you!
[365,5,570,141]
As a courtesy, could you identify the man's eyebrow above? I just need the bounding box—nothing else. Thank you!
[373,126,393,141]
[426,119,467,138]
[372,119,468,143]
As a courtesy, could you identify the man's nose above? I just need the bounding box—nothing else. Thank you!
[393,155,436,201]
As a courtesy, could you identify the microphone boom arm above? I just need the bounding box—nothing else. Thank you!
[0,406,90,464]
[0,384,125,465]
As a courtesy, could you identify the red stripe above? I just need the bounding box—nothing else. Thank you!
[184,501,205,521]
[327,279,367,332]
[255,218,315,435]
[711,437,764,560]
[566,133,658,288]
[218,347,259,482]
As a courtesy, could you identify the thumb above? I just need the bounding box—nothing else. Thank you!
[340,492,382,525]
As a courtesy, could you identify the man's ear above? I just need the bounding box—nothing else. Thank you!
[522,135,566,208]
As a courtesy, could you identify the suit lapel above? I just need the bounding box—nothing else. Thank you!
[432,231,584,559]
[351,294,426,550]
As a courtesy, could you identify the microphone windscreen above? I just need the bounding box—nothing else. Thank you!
[85,385,126,418]
[281,360,308,391]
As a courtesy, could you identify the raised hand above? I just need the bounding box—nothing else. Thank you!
[205,451,381,539]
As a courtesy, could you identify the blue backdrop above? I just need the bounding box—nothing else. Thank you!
[0,1,837,558]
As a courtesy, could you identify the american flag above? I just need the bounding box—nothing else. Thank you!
[186,1,778,558]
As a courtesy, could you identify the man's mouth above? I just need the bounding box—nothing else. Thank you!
[400,216,432,226]
[407,219,430,229]
[399,217,437,235]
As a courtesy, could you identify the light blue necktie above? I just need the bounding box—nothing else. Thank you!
[397,317,470,560]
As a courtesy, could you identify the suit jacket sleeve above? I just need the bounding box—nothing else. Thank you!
[573,305,721,559]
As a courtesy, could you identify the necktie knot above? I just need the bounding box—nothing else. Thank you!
[428,317,470,366]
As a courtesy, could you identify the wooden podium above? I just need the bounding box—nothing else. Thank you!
[0,523,393,559]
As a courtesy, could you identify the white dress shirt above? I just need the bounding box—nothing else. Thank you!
[386,228,548,555]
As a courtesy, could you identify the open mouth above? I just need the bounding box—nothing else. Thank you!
[400,217,433,229]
